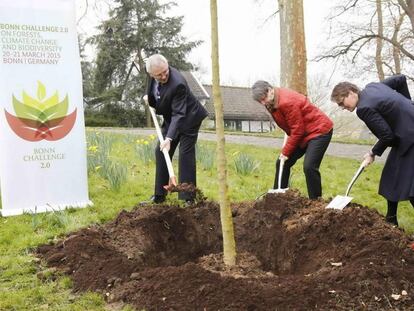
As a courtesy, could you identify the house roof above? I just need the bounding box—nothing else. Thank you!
[203,85,272,121]
[180,71,210,100]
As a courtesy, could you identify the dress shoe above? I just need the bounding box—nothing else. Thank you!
[183,199,194,207]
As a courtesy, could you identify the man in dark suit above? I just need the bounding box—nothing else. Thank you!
[331,74,414,226]
[144,54,208,203]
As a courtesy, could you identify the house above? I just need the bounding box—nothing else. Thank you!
[202,85,274,132]
[180,71,210,106]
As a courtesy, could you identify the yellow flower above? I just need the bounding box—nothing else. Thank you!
[143,141,149,145]
[88,145,98,152]
[149,134,156,140]
[95,166,102,171]
[136,139,141,144]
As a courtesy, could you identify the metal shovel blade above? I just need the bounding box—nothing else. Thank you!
[268,188,289,194]
[326,195,353,210]
[267,156,288,194]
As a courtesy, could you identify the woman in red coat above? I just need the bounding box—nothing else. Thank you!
[252,80,333,199]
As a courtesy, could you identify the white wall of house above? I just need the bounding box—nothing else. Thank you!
[242,120,271,132]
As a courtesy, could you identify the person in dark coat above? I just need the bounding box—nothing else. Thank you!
[331,74,414,226]
[144,54,208,203]
[252,80,333,199]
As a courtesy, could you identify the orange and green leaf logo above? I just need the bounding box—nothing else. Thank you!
[4,81,77,141]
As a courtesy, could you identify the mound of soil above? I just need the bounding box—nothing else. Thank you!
[37,190,414,310]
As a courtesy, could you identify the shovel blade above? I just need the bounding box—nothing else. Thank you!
[326,195,353,210]
[268,188,289,194]
[163,176,178,192]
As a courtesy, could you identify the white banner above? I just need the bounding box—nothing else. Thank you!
[0,0,92,216]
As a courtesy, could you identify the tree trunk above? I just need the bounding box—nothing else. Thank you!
[376,0,385,80]
[392,13,405,74]
[398,0,414,32]
[210,0,236,266]
[278,0,307,94]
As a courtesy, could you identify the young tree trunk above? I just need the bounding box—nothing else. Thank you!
[376,0,385,80]
[278,0,307,94]
[209,0,236,266]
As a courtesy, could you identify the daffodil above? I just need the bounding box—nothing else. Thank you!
[88,145,98,152]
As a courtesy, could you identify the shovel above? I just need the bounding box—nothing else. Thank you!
[145,97,177,191]
[268,133,289,194]
[268,156,289,194]
[326,162,366,209]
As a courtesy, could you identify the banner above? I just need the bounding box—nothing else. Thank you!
[0,0,92,216]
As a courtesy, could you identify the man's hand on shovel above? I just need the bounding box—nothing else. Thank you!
[160,137,172,153]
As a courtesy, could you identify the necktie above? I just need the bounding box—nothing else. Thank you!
[156,82,161,101]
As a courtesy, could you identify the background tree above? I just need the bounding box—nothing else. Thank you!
[210,0,237,266]
[84,0,201,127]
[278,0,307,93]
[316,0,414,81]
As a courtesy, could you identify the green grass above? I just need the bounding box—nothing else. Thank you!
[1,130,413,310]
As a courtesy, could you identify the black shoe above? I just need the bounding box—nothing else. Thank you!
[140,195,166,205]
[385,215,398,227]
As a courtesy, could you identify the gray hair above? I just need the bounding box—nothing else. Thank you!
[145,54,168,73]
[252,80,273,102]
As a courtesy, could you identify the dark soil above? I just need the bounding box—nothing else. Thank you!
[36,190,414,310]
[168,182,206,202]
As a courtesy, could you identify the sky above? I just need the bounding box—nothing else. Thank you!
[76,0,334,87]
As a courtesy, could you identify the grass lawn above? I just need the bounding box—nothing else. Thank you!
[0,130,413,310]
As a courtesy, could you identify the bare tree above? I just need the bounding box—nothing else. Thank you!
[398,0,414,30]
[317,0,414,81]
[210,0,236,267]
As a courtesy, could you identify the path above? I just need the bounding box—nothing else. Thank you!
[97,128,388,163]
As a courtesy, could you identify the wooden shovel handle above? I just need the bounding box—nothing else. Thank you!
[147,105,175,180]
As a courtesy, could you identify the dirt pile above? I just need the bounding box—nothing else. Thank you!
[37,191,414,310]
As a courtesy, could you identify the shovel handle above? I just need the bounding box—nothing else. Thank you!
[277,157,285,191]
[148,105,175,179]
[345,163,365,196]
[276,134,288,191]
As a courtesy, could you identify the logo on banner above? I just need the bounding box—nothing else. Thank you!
[4,81,77,141]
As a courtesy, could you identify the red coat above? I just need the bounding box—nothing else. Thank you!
[271,88,333,157]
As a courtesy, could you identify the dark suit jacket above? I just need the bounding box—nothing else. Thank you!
[356,74,414,156]
[146,66,208,140]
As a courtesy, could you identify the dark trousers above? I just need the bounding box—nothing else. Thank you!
[386,199,414,226]
[274,130,332,199]
[154,124,201,201]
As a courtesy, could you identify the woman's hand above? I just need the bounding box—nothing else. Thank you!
[363,151,375,167]
[279,154,289,161]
